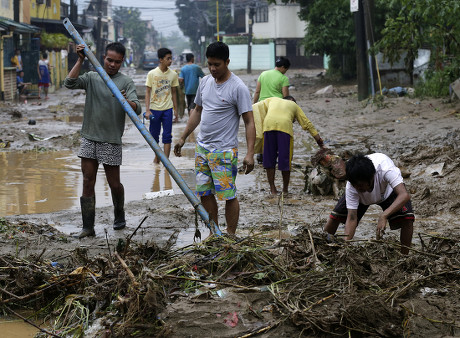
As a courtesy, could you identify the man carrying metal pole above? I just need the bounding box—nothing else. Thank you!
[63,18,222,237]
[174,42,255,237]
[65,43,142,238]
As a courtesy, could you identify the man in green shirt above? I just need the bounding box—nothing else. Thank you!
[253,57,291,103]
[253,57,291,164]
[65,42,142,238]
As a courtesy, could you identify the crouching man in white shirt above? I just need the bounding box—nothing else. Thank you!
[324,153,414,254]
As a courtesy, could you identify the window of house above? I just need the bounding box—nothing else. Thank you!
[46,0,51,7]
[255,5,268,23]
[2,0,10,9]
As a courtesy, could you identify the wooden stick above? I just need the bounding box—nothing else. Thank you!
[35,247,46,262]
[308,229,318,264]
[104,229,114,269]
[0,281,63,304]
[114,251,138,287]
[4,304,63,338]
[400,304,460,327]
[217,260,238,281]
[123,215,148,257]
[237,320,281,337]
[278,192,284,240]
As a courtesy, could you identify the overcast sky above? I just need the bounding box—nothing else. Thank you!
[76,0,182,36]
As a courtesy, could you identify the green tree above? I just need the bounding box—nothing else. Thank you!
[162,31,190,56]
[293,0,399,79]
[175,0,242,55]
[375,0,460,85]
[113,7,150,56]
[297,0,355,78]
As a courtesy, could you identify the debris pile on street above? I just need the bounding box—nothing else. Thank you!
[1,217,458,337]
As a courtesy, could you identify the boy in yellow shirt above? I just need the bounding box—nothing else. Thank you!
[253,96,324,195]
[145,48,179,164]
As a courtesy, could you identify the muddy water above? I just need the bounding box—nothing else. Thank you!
[0,121,256,217]
[0,318,39,337]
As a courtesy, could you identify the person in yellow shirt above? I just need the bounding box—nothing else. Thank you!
[11,49,23,72]
[254,96,325,195]
[145,48,179,164]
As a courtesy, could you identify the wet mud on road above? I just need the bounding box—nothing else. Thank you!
[0,68,459,336]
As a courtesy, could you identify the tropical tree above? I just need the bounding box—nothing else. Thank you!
[374,0,460,85]
[175,0,242,55]
[113,7,151,55]
[293,0,399,79]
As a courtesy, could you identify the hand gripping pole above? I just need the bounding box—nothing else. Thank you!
[63,18,222,236]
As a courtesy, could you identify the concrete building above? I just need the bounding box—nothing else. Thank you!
[246,0,321,68]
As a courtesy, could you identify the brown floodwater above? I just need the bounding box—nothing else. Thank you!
[0,123,257,217]
[0,318,39,337]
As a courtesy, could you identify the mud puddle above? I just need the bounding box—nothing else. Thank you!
[0,317,40,337]
[1,148,256,218]
[1,122,257,226]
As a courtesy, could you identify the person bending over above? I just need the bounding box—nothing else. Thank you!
[324,153,414,254]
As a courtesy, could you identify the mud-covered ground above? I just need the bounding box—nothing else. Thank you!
[1,68,459,337]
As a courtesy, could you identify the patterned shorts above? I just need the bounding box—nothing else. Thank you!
[78,137,122,166]
[195,144,238,201]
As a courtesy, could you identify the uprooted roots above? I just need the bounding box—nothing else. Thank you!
[0,226,459,337]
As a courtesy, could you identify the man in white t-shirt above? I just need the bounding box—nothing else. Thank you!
[324,153,414,254]
[174,41,255,237]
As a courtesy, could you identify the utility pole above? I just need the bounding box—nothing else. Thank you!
[96,0,103,63]
[247,5,255,74]
[216,1,220,41]
[362,0,378,95]
[13,0,19,22]
[353,0,368,101]
[70,0,76,22]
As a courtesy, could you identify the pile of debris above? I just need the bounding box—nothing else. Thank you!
[305,148,347,198]
[0,218,459,337]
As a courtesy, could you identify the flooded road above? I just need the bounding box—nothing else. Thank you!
[0,117,257,217]
[0,319,38,337]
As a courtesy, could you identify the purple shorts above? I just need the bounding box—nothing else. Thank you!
[148,108,173,144]
[263,130,292,171]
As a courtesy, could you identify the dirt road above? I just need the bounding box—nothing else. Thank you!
[0,68,459,336]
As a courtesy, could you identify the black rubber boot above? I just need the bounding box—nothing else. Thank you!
[112,192,126,230]
[79,196,95,238]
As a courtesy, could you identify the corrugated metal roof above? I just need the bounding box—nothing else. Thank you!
[0,16,41,34]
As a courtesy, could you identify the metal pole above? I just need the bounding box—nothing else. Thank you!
[96,0,103,63]
[247,6,254,74]
[62,18,222,236]
[354,0,368,101]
